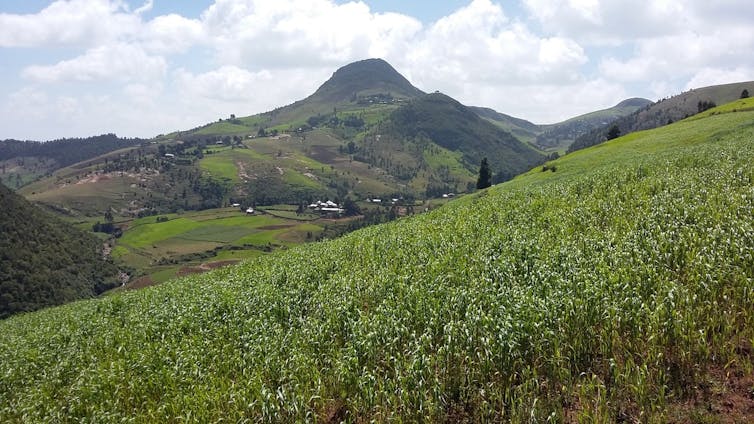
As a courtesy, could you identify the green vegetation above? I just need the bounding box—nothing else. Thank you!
[194,121,251,136]
[384,93,544,182]
[0,183,120,318]
[570,80,753,153]
[535,97,652,151]
[0,134,144,188]
[114,208,323,282]
[1,104,752,421]
[686,96,754,120]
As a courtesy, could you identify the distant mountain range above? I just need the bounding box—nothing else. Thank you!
[2,58,751,219]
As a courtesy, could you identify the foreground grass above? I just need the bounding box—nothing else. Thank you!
[0,110,753,421]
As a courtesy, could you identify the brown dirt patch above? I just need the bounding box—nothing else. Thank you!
[665,364,754,423]
[320,399,347,424]
[126,275,157,290]
[176,260,240,277]
[309,145,338,163]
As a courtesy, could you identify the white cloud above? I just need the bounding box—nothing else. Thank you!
[0,0,140,47]
[22,43,167,83]
[406,0,586,87]
[400,0,591,121]
[599,27,754,84]
[175,66,274,102]
[141,14,204,54]
[685,67,754,90]
[200,0,422,69]
[133,0,154,15]
[173,65,330,119]
[523,0,687,43]
[1,0,753,140]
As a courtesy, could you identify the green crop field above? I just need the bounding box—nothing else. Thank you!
[114,209,323,282]
[194,121,251,135]
[1,105,753,422]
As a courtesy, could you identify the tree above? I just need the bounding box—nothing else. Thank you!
[476,157,492,190]
[343,197,361,216]
[606,125,621,140]
[742,89,750,99]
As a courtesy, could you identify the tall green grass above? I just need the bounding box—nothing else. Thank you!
[0,110,753,421]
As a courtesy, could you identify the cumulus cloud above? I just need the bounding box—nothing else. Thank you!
[174,66,274,102]
[685,67,754,90]
[173,65,330,119]
[0,0,140,47]
[141,14,204,54]
[407,0,586,86]
[22,44,167,83]
[402,0,590,118]
[199,0,422,69]
[1,0,753,140]
[523,0,688,43]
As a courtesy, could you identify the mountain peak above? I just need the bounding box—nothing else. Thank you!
[311,58,424,103]
[615,97,652,108]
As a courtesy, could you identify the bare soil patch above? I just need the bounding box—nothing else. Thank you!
[309,145,338,163]
[176,260,240,277]
[126,276,157,290]
[665,364,754,423]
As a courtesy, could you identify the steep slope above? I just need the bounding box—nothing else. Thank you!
[2,102,752,421]
[0,183,120,318]
[534,97,652,151]
[306,58,424,103]
[570,81,753,152]
[468,106,540,144]
[183,58,425,136]
[376,93,545,185]
[0,134,144,189]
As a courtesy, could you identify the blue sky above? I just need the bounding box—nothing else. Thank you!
[1,0,752,140]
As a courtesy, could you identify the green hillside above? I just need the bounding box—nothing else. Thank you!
[0,183,120,318]
[0,134,144,189]
[535,97,652,151]
[570,80,753,153]
[1,101,753,421]
[470,98,652,152]
[379,93,545,187]
[469,106,540,144]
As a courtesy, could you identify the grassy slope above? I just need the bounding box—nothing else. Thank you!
[114,208,323,282]
[569,81,754,153]
[1,106,753,421]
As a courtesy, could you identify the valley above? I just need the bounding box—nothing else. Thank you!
[2,97,753,421]
[0,54,753,422]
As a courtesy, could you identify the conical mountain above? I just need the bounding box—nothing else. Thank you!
[308,58,424,103]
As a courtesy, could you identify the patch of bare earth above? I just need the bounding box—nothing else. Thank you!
[176,260,240,277]
[665,364,754,423]
[126,276,157,290]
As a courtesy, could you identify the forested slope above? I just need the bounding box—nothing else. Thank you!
[0,183,120,318]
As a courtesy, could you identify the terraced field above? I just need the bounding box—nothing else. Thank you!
[114,208,323,284]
